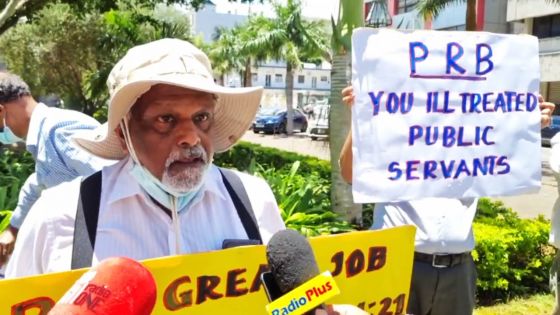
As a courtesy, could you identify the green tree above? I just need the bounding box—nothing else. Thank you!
[328,0,363,223]
[0,1,191,117]
[0,0,264,35]
[246,0,330,134]
[209,25,248,86]
[0,3,104,114]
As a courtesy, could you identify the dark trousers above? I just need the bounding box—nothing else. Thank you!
[407,255,477,315]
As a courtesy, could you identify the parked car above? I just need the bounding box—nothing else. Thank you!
[252,108,308,134]
[542,116,560,146]
[308,104,330,140]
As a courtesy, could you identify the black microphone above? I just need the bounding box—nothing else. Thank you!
[263,229,338,315]
[267,229,320,294]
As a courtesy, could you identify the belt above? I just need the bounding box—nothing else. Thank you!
[414,251,471,268]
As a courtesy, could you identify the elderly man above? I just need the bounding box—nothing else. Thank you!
[0,72,112,268]
[6,39,286,277]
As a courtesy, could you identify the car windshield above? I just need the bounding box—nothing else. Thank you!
[258,108,283,116]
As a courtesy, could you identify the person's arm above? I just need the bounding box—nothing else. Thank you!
[338,86,355,184]
[340,131,353,184]
[9,173,43,229]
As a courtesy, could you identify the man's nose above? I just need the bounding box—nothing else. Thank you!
[176,121,201,147]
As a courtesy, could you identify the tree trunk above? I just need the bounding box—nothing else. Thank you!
[466,0,477,31]
[329,53,362,224]
[285,63,294,135]
[244,58,252,87]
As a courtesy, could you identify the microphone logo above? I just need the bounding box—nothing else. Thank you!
[56,270,111,312]
[265,271,340,315]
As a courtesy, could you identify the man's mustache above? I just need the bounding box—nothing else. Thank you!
[165,145,208,167]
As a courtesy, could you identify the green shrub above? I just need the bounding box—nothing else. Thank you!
[0,210,12,232]
[0,149,35,210]
[475,197,520,226]
[214,141,331,179]
[249,161,354,237]
[473,198,555,305]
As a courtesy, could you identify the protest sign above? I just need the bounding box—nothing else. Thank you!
[1,226,415,315]
[351,28,541,203]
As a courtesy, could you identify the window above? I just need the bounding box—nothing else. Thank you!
[320,76,328,82]
[311,77,317,89]
[275,74,283,83]
[298,75,305,84]
[533,14,560,38]
[265,75,271,87]
[439,25,466,31]
[397,0,419,14]
[252,73,258,82]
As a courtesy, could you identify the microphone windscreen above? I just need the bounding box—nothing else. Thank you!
[266,229,320,294]
[49,257,157,315]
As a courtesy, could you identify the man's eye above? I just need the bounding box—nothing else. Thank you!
[194,112,211,123]
[157,115,175,123]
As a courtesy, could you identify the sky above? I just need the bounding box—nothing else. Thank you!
[210,0,340,20]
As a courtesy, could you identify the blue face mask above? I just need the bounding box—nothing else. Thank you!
[129,160,205,213]
[0,119,23,144]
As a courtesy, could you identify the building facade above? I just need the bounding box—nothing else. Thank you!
[250,60,331,109]
[191,2,332,109]
[507,0,560,109]
[366,0,508,32]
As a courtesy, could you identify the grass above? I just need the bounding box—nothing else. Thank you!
[474,294,555,315]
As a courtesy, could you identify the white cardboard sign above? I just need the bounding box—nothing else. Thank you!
[351,28,541,203]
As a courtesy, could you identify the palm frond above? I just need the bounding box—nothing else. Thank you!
[416,0,466,20]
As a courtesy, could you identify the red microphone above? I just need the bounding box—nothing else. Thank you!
[49,257,157,315]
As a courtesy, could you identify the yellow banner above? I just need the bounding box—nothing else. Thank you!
[1,226,415,315]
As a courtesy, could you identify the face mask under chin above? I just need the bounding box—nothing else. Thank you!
[129,159,208,212]
[0,119,23,144]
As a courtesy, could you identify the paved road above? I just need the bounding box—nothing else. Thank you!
[492,147,556,219]
[242,131,557,219]
[242,131,331,161]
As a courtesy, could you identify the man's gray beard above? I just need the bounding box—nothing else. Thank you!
[161,144,210,193]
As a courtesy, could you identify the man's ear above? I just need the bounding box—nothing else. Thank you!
[115,125,129,153]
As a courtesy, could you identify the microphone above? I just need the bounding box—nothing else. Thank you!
[263,229,340,315]
[49,257,157,315]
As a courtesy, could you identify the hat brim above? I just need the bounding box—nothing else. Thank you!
[73,76,263,160]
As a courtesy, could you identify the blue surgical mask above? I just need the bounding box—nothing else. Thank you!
[0,119,23,144]
[129,160,206,212]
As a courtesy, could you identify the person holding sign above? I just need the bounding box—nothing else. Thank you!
[5,39,286,278]
[339,86,554,315]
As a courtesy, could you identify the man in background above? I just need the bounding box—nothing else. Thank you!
[0,72,112,268]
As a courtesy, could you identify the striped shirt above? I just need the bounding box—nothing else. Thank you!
[9,103,113,228]
[6,159,285,278]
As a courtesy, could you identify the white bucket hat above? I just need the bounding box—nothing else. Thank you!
[73,38,263,160]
